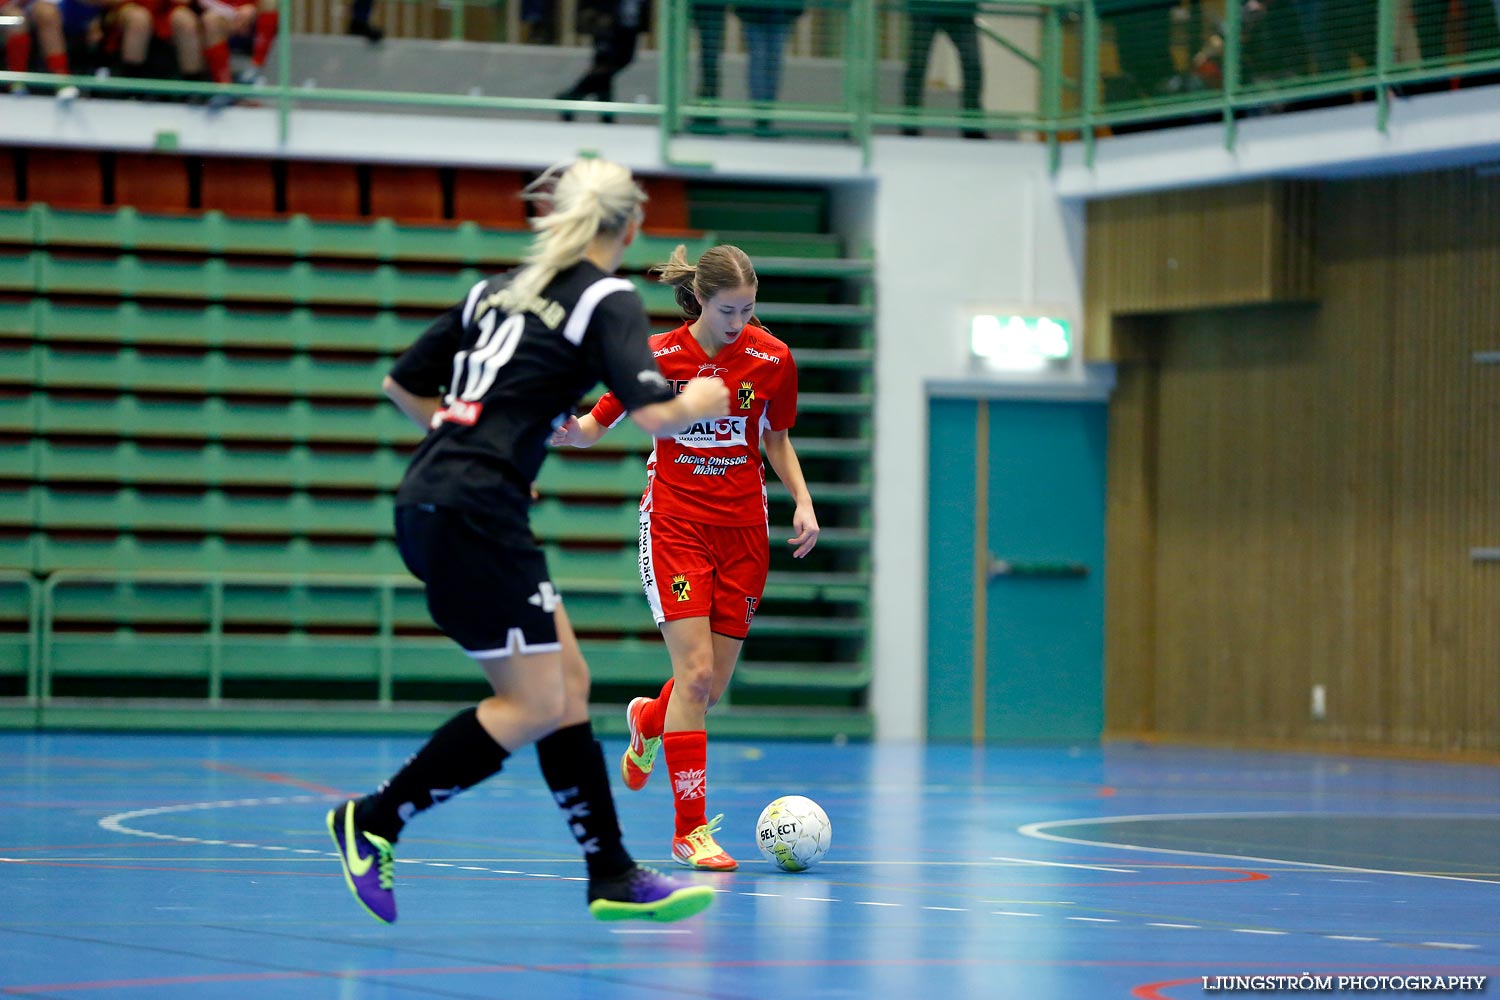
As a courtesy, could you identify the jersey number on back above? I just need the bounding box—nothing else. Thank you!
[452,312,526,403]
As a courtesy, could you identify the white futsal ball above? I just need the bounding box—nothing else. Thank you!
[755,795,831,872]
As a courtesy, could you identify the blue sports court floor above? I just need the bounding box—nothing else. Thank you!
[3,732,1497,999]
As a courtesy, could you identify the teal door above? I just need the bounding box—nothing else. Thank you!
[926,395,1107,743]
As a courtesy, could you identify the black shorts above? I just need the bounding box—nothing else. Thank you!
[395,502,560,658]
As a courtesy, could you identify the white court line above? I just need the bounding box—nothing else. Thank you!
[990,855,1135,874]
[1018,812,1500,886]
[1325,935,1378,942]
[1420,942,1478,950]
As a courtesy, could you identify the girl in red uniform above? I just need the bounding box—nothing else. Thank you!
[551,244,819,870]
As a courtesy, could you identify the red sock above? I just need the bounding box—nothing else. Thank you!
[5,31,31,74]
[251,10,277,67]
[640,677,673,739]
[662,730,707,837]
[45,51,67,75]
[204,40,230,83]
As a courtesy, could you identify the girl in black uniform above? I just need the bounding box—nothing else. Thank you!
[327,158,730,926]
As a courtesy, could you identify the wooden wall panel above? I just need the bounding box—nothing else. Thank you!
[1086,180,1318,361]
[1099,166,1500,755]
[1102,355,1157,734]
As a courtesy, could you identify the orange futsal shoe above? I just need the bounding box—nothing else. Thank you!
[620,696,661,792]
[671,814,738,872]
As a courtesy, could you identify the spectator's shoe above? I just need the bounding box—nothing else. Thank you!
[55,85,80,104]
[962,129,986,140]
[587,865,715,922]
[900,126,920,137]
[671,814,738,871]
[234,67,265,87]
[347,18,385,43]
[619,696,661,791]
[327,800,396,924]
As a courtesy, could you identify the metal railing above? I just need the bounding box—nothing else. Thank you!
[2,0,1498,166]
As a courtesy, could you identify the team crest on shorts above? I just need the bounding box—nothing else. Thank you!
[738,381,755,410]
[671,574,692,602]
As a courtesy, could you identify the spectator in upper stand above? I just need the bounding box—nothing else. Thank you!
[200,0,277,87]
[554,0,648,121]
[519,0,555,43]
[346,0,382,42]
[1414,0,1500,67]
[690,0,726,119]
[104,0,208,89]
[737,0,803,113]
[1107,0,1178,101]
[901,0,985,139]
[1291,0,1372,76]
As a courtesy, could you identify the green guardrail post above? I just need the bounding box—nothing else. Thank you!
[659,0,681,160]
[38,575,55,709]
[1042,4,1062,173]
[277,0,292,146]
[1222,0,1240,150]
[25,576,40,717]
[378,579,395,706]
[1081,0,1099,168]
[1376,0,1395,132]
[208,576,224,704]
[450,0,466,40]
[851,0,873,166]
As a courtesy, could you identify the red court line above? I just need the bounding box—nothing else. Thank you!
[1133,978,1198,999]
[199,761,345,796]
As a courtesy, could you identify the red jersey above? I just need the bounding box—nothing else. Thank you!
[591,323,798,527]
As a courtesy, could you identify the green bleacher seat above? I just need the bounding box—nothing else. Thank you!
[8,180,875,737]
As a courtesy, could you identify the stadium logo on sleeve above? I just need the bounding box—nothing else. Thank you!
[738,381,755,410]
[671,574,692,602]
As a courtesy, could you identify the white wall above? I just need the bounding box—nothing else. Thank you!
[867,136,1084,743]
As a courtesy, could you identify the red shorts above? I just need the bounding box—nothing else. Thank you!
[638,512,769,639]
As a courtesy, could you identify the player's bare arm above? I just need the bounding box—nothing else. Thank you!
[382,375,442,430]
[762,427,819,558]
[550,413,607,449]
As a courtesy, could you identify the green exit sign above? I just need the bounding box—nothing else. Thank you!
[970,314,1073,370]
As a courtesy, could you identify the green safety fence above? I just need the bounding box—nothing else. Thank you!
[12,570,872,737]
[4,0,1495,166]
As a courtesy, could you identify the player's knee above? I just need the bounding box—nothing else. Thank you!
[525,684,568,734]
[674,658,715,707]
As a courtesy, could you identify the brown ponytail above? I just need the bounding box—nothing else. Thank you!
[650,243,758,323]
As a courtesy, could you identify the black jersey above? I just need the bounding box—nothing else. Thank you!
[389,260,674,512]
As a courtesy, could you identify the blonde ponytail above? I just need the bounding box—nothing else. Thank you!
[509,159,647,302]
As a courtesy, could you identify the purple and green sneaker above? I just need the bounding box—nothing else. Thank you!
[587,864,715,923]
[327,800,396,924]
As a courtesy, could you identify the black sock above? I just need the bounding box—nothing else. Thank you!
[355,707,509,842]
[535,722,633,881]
